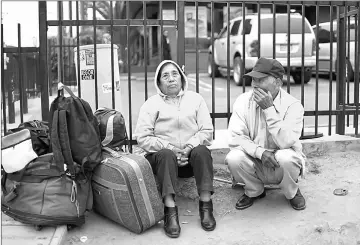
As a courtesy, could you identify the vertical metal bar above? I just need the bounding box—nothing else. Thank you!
[300,3,305,137]
[257,2,261,58]
[144,1,148,101]
[92,1,98,109]
[1,24,7,134]
[69,1,73,37]
[336,6,346,135]
[47,39,52,96]
[272,3,276,59]
[195,1,199,93]
[301,4,305,106]
[211,2,215,133]
[58,1,64,84]
[314,3,319,135]
[68,1,73,89]
[126,1,133,152]
[177,1,185,66]
[346,5,350,127]
[7,55,15,124]
[328,3,334,135]
[286,4,290,93]
[17,23,24,123]
[76,1,81,97]
[22,54,28,114]
[227,2,230,123]
[342,3,347,132]
[160,1,163,62]
[110,1,115,109]
[242,2,246,93]
[354,5,360,135]
[39,1,49,121]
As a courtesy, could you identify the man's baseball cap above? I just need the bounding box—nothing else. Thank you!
[244,57,285,79]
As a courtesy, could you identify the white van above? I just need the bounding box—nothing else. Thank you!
[208,13,316,85]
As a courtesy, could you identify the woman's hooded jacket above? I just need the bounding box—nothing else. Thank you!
[134,60,213,153]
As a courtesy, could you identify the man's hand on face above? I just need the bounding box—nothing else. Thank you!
[253,87,273,110]
[260,150,280,169]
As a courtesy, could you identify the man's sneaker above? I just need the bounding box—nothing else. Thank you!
[235,191,266,210]
[289,189,306,210]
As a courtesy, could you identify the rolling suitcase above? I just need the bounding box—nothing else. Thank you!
[92,147,164,234]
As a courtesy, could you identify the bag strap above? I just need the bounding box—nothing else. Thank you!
[8,169,62,183]
[6,168,27,183]
[51,110,68,175]
[58,110,77,180]
[60,84,77,99]
[0,166,18,203]
[1,168,8,195]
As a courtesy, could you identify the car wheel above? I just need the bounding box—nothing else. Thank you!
[233,56,251,86]
[208,54,220,77]
[292,69,312,84]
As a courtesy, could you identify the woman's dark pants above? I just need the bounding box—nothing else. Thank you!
[145,145,214,198]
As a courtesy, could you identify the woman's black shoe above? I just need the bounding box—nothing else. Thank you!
[199,200,216,231]
[164,206,181,238]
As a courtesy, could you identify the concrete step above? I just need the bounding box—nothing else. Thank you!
[209,130,360,166]
[177,133,360,200]
[1,214,67,245]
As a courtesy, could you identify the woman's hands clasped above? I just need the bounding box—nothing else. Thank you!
[172,146,192,167]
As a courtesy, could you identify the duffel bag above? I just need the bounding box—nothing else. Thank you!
[8,120,50,156]
[1,153,93,227]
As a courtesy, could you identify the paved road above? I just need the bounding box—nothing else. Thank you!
[118,73,358,135]
[3,73,357,137]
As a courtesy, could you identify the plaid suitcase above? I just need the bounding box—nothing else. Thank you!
[92,147,164,234]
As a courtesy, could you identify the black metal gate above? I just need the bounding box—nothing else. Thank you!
[1,1,359,141]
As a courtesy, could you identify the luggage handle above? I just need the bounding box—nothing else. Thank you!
[103,147,127,158]
[58,83,94,120]
[3,182,20,203]
[58,83,77,99]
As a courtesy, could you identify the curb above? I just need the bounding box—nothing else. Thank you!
[178,134,360,200]
[1,214,68,245]
[209,134,360,166]
[50,226,68,245]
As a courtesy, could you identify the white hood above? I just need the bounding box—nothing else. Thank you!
[154,60,188,97]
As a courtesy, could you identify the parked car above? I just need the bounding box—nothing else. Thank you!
[312,19,359,81]
[208,13,316,85]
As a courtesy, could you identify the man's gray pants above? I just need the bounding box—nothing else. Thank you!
[225,149,303,199]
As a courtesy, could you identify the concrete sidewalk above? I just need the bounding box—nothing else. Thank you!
[1,214,67,245]
[2,134,359,245]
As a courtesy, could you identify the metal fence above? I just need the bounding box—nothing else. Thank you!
[1,1,359,145]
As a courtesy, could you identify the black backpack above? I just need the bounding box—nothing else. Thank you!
[8,120,50,156]
[94,108,129,151]
[49,85,102,180]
